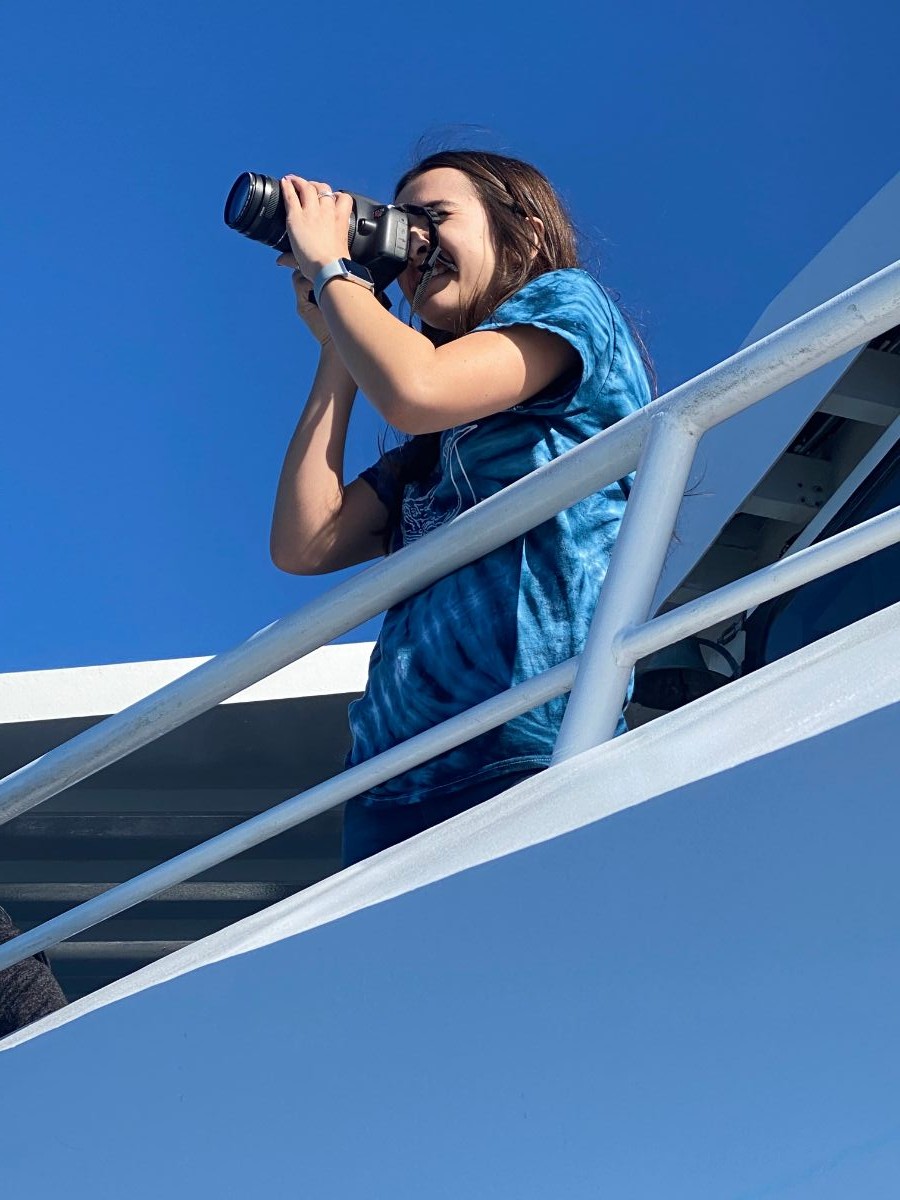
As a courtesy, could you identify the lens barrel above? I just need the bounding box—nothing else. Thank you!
[224,172,291,252]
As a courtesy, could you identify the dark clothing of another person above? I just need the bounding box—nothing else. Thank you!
[0,905,67,1038]
[342,768,541,867]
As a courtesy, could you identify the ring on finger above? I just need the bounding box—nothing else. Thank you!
[317,190,335,199]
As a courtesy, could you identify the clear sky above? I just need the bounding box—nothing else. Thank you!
[3,0,899,673]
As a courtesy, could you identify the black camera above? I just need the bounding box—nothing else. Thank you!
[224,171,410,293]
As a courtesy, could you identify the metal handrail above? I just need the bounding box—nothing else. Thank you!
[3,499,900,971]
[2,259,900,974]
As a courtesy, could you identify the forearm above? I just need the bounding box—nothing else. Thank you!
[317,282,438,426]
[270,347,358,570]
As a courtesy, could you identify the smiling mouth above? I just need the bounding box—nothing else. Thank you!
[433,252,458,273]
[407,255,456,297]
[416,252,458,278]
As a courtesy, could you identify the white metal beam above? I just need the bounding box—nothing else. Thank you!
[739,453,835,524]
[821,348,900,426]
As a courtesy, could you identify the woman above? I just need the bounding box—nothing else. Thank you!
[271,150,653,867]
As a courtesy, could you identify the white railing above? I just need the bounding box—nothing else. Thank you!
[2,260,900,974]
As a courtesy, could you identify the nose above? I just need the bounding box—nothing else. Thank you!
[406,219,432,263]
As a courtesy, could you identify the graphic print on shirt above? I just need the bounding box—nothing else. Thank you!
[401,423,479,543]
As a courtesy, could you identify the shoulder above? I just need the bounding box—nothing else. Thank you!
[477,269,616,383]
[483,268,610,322]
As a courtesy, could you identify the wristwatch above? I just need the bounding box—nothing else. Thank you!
[313,258,376,305]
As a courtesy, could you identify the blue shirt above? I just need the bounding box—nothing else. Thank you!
[347,268,652,804]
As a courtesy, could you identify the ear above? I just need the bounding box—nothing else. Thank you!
[526,215,545,260]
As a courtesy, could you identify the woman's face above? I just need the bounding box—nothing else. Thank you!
[394,167,497,332]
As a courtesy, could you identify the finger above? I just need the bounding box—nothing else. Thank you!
[307,180,336,200]
[275,252,299,268]
[281,175,314,209]
[283,174,321,208]
[280,176,301,212]
[292,274,317,309]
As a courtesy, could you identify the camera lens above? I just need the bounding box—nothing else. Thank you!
[225,176,252,226]
[223,172,289,251]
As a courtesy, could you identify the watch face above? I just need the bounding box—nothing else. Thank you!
[341,259,374,285]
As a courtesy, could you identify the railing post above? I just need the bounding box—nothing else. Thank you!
[552,412,699,763]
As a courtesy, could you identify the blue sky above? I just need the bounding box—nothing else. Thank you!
[3,0,898,672]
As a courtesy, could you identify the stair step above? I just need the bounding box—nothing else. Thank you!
[0,812,335,860]
[47,940,190,962]
[2,813,264,840]
[0,857,333,885]
[15,915,248,941]
[1,881,296,905]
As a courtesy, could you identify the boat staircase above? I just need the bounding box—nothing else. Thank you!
[0,653,366,1000]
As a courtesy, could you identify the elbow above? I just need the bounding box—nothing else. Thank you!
[378,387,443,436]
[387,411,441,436]
[372,343,442,434]
[270,533,324,576]
[270,547,307,575]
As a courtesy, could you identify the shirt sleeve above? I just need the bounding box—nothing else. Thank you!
[357,441,417,511]
[475,269,616,396]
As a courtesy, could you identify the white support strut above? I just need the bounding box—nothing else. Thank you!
[552,413,699,762]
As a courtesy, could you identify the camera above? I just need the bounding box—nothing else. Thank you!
[224,171,410,293]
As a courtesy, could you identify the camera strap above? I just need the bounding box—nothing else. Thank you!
[398,204,445,325]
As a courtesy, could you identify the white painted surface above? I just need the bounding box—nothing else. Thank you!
[7,599,900,1051]
[654,169,900,610]
[0,643,375,724]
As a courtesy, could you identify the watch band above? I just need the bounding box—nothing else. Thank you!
[313,259,375,305]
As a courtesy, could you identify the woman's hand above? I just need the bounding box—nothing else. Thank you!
[275,252,333,347]
[280,175,353,280]
[276,175,355,348]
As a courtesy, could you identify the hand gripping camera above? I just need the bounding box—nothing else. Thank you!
[224,171,411,294]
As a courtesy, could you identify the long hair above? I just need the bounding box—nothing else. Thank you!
[380,149,655,547]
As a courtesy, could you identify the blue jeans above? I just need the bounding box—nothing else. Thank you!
[341,769,542,868]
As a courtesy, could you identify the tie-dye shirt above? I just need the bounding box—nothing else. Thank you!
[347,268,652,804]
